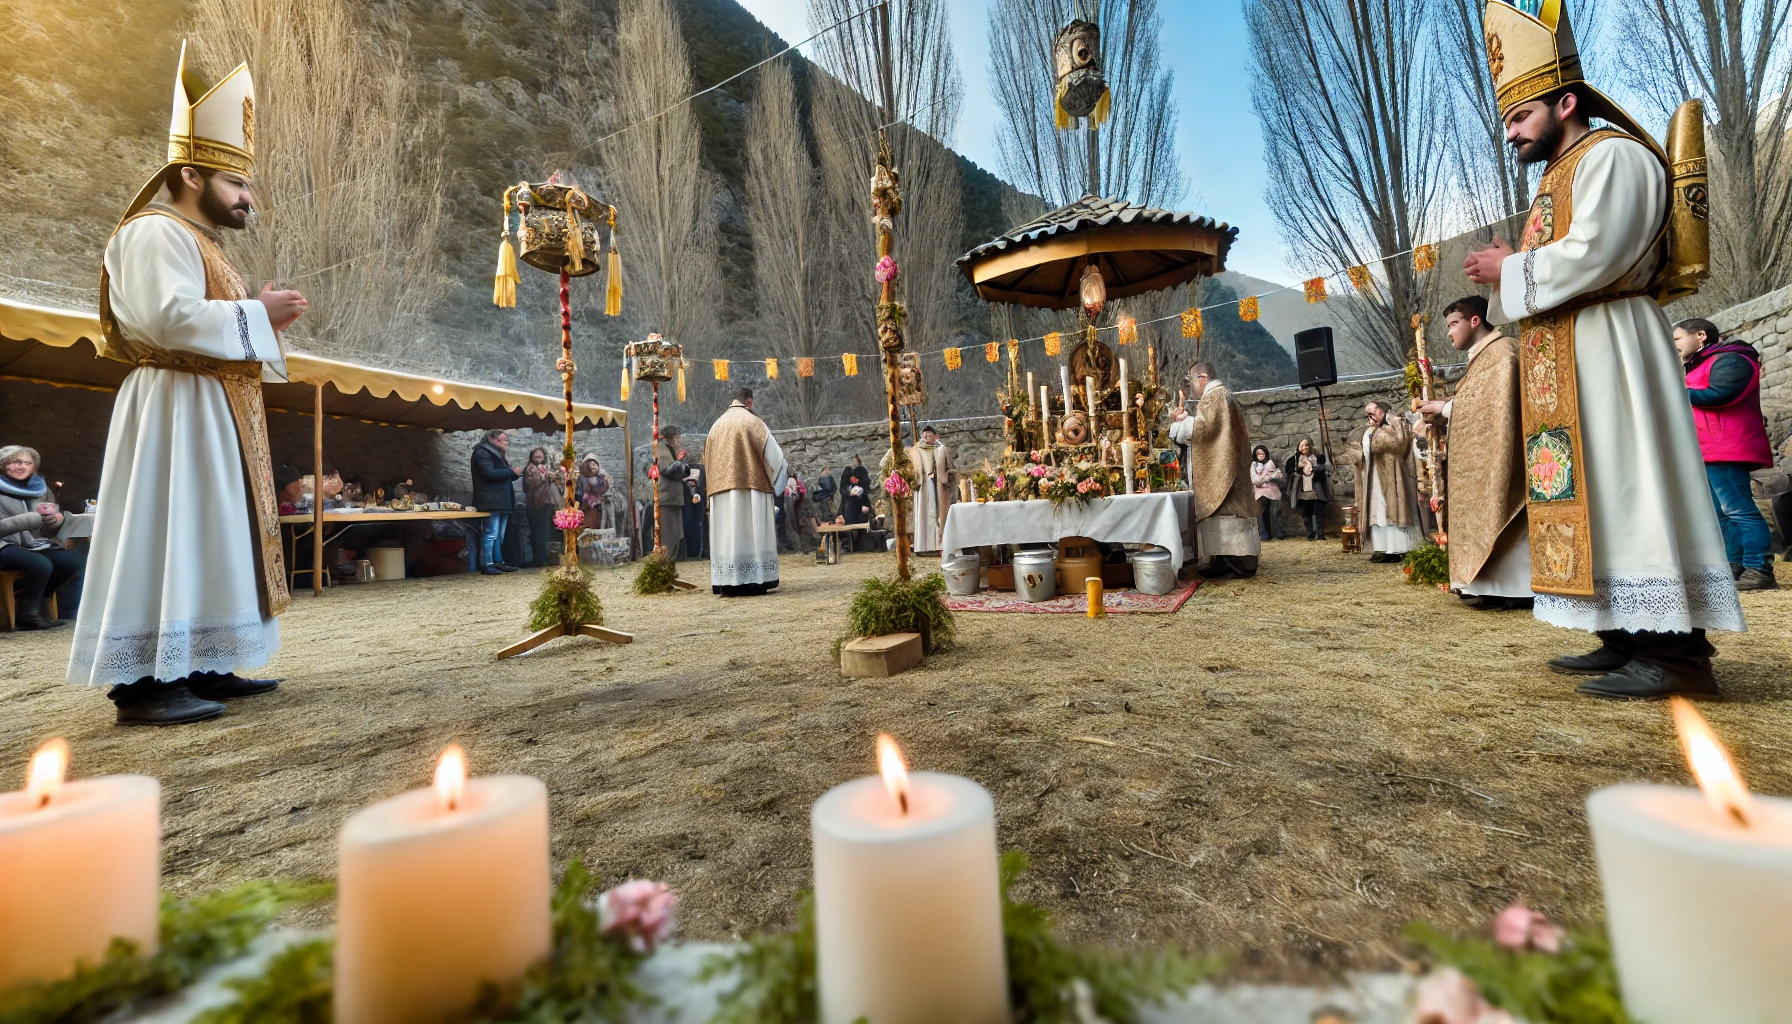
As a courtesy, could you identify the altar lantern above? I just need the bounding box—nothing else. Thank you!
[1079,263,1107,320]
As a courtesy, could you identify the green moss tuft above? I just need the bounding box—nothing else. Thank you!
[844,572,955,653]
[632,551,681,596]
[702,894,818,1024]
[190,940,333,1024]
[474,861,650,1023]
[528,566,604,631]
[1401,542,1451,587]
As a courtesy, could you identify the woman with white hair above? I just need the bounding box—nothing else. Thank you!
[0,445,86,630]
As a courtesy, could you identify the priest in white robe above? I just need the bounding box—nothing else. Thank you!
[72,44,309,725]
[1466,0,1743,699]
[706,388,786,596]
[1339,402,1424,562]
[1169,363,1259,579]
[908,425,952,556]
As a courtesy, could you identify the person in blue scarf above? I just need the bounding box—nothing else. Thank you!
[0,445,86,630]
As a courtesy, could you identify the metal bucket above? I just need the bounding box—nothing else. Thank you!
[1012,549,1057,602]
[941,554,981,596]
[1129,548,1176,595]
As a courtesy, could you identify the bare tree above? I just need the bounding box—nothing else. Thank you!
[1247,0,1447,371]
[192,0,447,370]
[988,0,1187,208]
[1618,0,1792,305]
[607,0,724,411]
[808,0,964,423]
[745,62,830,426]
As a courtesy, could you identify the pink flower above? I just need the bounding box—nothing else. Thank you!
[1490,900,1563,953]
[874,255,899,283]
[598,879,677,955]
[553,508,584,531]
[883,473,910,497]
[992,475,1006,490]
[648,465,660,480]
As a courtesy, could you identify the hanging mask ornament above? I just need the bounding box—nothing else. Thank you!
[1053,19,1110,129]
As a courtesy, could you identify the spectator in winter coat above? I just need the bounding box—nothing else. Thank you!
[1250,445,1285,541]
[1675,318,1776,590]
[470,430,520,574]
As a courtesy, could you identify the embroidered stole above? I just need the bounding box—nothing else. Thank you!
[1514,129,1661,597]
[99,208,291,617]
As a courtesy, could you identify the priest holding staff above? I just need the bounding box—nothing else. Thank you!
[70,44,305,725]
[1464,0,1743,698]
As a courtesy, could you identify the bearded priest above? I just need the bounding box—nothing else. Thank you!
[1465,0,1743,699]
[1170,362,1259,580]
[705,387,786,596]
[69,44,307,725]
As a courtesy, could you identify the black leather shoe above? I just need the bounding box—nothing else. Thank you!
[495,562,520,573]
[116,686,226,726]
[17,613,67,630]
[1576,660,1720,701]
[1548,645,1631,676]
[186,672,281,700]
[481,565,503,575]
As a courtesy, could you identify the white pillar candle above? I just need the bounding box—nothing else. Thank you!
[0,740,159,990]
[1040,385,1051,440]
[812,736,1008,1024]
[1118,359,1131,438]
[1060,365,1073,420]
[335,746,551,1024]
[1121,438,1137,494]
[1588,702,1792,1023]
[1025,372,1035,416]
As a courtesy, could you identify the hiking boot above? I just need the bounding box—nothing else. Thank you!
[1735,567,1778,592]
[14,601,66,630]
[1548,644,1631,676]
[116,685,226,726]
[1576,660,1720,701]
[186,672,281,700]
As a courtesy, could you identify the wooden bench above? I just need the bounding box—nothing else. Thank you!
[0,570,58,631]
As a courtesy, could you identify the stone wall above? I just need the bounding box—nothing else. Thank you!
[1711,282,1792,470]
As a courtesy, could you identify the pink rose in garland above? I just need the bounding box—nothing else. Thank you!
[1489,900,1564,953]
[883,472,911,498]
[874,255,899,284]
[553,508,584,531]
[597,879,678,954]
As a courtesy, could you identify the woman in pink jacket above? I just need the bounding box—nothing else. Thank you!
[1250,445,1285,541]
[1675,318,1776,591]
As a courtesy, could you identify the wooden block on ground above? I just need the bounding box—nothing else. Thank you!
[840,632,923,678]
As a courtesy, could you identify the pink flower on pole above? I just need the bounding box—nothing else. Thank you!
[553,508,584,531]
[883,473,910,497]
[1491,900,1564,953]
[648,465,660,480]
[597,879,677,955]
[874,255,899,284]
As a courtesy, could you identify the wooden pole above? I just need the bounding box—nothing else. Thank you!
[651,380,663,555]
[876,0,911,582]
[312,382,324,595]
[623,411,637,560]
[559,270,579,566]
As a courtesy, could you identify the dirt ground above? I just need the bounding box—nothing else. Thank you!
[3,542,1788,981]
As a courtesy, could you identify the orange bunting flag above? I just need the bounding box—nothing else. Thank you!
[765,357,779,379]
[1043,331,1061,356]
[1304,277,1327,303]
[1117,315,1138,345]
[713,359,729,381]
[1180,308,1203,338]
[1413,244,1438,274]
[798,357,815,378]
[842,353,859,376]
[1347,264,1373,292]
[943,347,963,370]
[985,341,1000,363]
[1239,296,1261,322]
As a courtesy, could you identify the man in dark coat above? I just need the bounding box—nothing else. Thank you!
[682,456,707,559]
[471,429,520,574]
[838,454,874,551]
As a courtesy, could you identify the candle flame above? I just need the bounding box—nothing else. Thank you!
[435,743,467,812]
[876,733,910,815]
[1670,697,1755,827]
[27,738,68,809]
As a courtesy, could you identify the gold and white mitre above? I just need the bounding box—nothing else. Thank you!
[1482,0,1657,152]
[121,40,255,222]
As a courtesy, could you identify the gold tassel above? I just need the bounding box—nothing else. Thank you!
[493,236,519,308]
[677,361,686,402]
[842,353,859,376]
[1054,81,1073,130]
[564,205,586,274]
[1092,89,1111,128]
[766,357,779,379]
[1085,324,1097,346]
[1007,338,1019,364]
[604,208,623,316]
[620,363,631,402]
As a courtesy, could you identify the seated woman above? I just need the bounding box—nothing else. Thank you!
[0,445,86,630]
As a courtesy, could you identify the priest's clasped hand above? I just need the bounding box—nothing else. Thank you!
[257,282,309,332]
[1463,237,1514,285]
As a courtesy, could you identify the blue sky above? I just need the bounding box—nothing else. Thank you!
[731,0,1293,283]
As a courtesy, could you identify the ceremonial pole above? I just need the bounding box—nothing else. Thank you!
[874,0,911,582]
[559,269,579,566]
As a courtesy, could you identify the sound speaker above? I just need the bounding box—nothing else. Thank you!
[1294,326,1337,389]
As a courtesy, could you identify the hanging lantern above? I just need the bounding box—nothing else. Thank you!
[510,179,605,278]
[1052,20,1110,128]
[626,333,681,382]
[1079,263,1107,319]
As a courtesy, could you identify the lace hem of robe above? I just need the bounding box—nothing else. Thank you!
[710,556,780,587]
[68,612,279,687]
[1533,565,1746,634]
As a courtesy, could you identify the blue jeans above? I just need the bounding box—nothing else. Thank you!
[481,512,511,567]
[1706,463,1770,571]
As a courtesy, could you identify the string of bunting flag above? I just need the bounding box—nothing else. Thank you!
[619,231,1461,393]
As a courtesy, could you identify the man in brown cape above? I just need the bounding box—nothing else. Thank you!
[1341,402,1423,562]
[705,388,786,596]
[1169,362,1259,579]
[1419,296,1533,610]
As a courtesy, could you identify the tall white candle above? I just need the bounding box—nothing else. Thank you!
[1060,365,1073,420]
[812,736,1008,1024]
[1025,372,1035,417]
[335,746,551,1024]
[0,740,159,989]
[1040,385,1051,440]
[1121,438,1137,494]
[1588,702,1792,1023]
[1118,359,1131,438]
[1084,375,1097,420]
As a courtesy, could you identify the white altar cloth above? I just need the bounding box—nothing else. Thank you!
[940,492,1195,566]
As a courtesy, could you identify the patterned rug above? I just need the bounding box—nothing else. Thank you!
[945,579,1200,614]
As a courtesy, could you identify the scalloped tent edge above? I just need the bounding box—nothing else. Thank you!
[0,297,626,433]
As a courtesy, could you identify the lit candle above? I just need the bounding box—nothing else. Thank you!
[1121,438,1137,494]
[335,745,552,1024]
[1118,358,1131,438]
[812,735,1009,1024]
[0,739,159,989]
[1060,365,1073,421]
[1588,699,1792,1023]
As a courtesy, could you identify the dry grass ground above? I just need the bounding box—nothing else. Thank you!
[2,542,1788,982]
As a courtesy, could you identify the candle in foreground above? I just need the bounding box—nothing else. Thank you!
[0,739,159,990]
[1588,699,1792,1023]
[335,745,551,1024]
[812,735,1008,1024]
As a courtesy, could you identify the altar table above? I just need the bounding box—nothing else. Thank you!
[940,491,1195,566]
